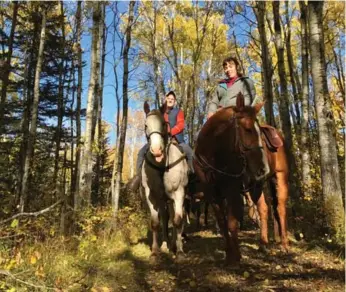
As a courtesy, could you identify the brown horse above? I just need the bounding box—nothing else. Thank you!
[194,93,288,264]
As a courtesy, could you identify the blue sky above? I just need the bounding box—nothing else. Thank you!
[80,2,147,145]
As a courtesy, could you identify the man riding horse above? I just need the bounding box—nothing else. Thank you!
[128,91,194,191]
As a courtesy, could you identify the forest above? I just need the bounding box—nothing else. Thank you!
[0,1,344,291]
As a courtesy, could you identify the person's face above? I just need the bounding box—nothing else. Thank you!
[223,61,238,79]
[165,94,176,108]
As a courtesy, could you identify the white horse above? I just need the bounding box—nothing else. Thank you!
[141,102,189,260]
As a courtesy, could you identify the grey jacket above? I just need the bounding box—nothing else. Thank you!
[207,77,260,115]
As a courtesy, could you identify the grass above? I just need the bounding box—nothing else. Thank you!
[0,206,344,292]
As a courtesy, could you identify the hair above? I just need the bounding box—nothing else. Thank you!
[165,90,177,100]
[222,56,243,77]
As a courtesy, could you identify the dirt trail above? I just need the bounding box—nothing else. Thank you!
[111,222,344,292]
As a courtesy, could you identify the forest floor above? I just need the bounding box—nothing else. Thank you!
[83,218,344,292]
[2,209,345,292]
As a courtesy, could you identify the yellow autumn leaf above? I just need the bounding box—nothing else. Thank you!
[30,256,37,265]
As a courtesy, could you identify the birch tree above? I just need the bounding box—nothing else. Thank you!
[308,0,344,240]
[78,2,102,207]
[112,1,136,217]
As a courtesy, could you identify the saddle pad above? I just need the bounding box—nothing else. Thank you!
[260,125,283,152]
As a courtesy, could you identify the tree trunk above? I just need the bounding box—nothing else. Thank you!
[0,1,19,133]
[19,8,47,212]
[308,1,344,239]
[112,1,135,217]
[272,1,301,205]
[72,1,83,209]
[54,1,67,194]
[93,4,106,205]
[253,2,276,126]
[78,2,101,208]
[299,1,311,193]
[284,1,301,132]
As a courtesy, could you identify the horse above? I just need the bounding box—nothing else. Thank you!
[141,101,189,260]
[194,93,289,264]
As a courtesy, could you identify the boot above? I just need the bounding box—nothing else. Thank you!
[127,175,141,191]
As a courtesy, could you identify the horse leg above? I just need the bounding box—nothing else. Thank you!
[143,187,161,257]
[160,203,169,252]
[226,192,243,264]
[272,173,289,252]
[245,192,260,227]
[250,183,269,249]
[171,188,185,259]
[184,197,191,225]
[211,199,230,256]
[148,203,160,257]
[270,178,281,243]
[196,200,201,229]
[204,201,209,227]
[257,192,269,248]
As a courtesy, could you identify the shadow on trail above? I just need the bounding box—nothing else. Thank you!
[136,218,344,291]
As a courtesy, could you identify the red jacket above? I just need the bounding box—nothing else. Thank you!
[163,109,185,137]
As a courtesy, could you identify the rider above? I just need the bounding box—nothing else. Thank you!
[128,91,194,191]
[206,56,270,180]
[207,56,262,118]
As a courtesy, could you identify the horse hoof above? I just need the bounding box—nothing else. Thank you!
[161,242,169,253]
[225,257,241,268]
[280,245,289,254]
[175,251,185,263]
[258,243,270,254]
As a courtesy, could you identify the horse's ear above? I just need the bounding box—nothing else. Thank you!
[144,101,150,115]
[159,101,167,115]
[254,102,265,114]
[236,92,245,110]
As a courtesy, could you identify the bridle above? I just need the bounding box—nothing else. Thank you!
[144,111,186,172]
[194,113,263,179]
[144,111,168,142]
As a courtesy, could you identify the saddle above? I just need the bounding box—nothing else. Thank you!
[260,125,283,152]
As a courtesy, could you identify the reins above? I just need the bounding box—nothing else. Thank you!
[144,140,186,172]
[194,113,262,179]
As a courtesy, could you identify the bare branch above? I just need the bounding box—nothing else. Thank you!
[0,269,56,290]
[0,200,62,225]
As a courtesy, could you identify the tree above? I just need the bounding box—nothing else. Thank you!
[253,1,276,127]
[0,1,19,133]
[272,1,301,206]
[71,1,83,208]
[19,5,47,212]
[299,1,311,194]
[112,1,136,217]
[308,0,344,240]
[78,2,102,208]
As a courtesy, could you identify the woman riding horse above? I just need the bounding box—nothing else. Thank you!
[194,56,289,264]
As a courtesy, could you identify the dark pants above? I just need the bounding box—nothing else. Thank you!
[136,142,194,174]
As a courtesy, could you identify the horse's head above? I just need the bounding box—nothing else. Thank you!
[144,101,168,162]
[234,93,267,180]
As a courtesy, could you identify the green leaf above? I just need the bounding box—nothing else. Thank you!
[10,219,19,228]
